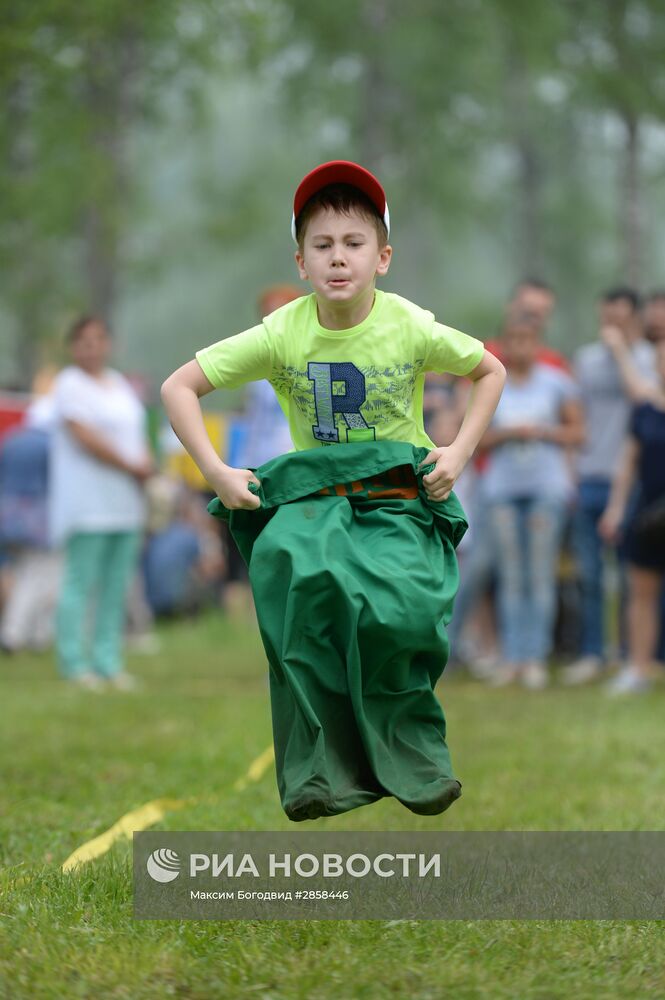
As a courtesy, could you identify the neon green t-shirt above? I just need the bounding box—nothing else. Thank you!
[196,290,484,452]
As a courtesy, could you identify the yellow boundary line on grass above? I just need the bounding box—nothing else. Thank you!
[61,744,275,873]
[232,744,275,792]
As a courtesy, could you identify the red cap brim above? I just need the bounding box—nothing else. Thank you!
[293,160,387,227]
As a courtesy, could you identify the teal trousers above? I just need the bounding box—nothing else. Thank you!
[209,441,468,822]
[56,530,140,678]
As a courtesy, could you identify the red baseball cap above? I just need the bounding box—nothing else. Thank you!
[291,160,390,242]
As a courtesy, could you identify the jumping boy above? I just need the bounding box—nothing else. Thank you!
[161,161,505,820]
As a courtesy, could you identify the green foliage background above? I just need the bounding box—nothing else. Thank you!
[2,0,665,395]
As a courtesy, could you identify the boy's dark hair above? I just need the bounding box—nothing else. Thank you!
[646,289,665,303]
[600,286,642,311]
[295,183,389,248]
[67,315,108,344]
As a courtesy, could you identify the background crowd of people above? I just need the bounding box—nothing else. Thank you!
[438,280,665,695]
[1,280,665,695]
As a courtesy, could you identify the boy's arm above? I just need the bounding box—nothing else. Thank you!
[160,359,261,510]
[421,350,506,501]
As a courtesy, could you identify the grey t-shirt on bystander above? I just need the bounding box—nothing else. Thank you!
[574,340,655,481]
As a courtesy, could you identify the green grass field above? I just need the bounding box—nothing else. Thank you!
[2,613,665,999]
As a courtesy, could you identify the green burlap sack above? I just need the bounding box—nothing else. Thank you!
[208,440,467,821]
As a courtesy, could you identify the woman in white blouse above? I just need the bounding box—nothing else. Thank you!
[50,317,153,690]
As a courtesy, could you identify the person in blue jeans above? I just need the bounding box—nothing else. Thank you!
[480,313,584,688]
[571,477,618,669]
[563,288,655,684]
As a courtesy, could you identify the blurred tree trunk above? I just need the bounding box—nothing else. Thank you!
[6,79,41,384]
[618,111,641,287]
[556,111,589,341]
[605,0,646,286]
[358,0,389,171]
[504,41,544,277]
[83,203,118,325]
[80,31,140,324]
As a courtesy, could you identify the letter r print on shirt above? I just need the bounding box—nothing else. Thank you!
[307,362,376,443]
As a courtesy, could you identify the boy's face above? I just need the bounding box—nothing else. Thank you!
[294,207,392,306]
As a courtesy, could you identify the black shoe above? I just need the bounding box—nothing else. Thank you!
[285,798,334,822]
[406,780,462,816]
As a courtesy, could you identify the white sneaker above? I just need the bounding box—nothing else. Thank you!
[108,672,140,692]
[126,633,161,656]
[487,663,522,687]
[560,655,604,686]
[70,672,106,692]
[521,660,549,690]
[467,653,500,681]
[606,667,653,696]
